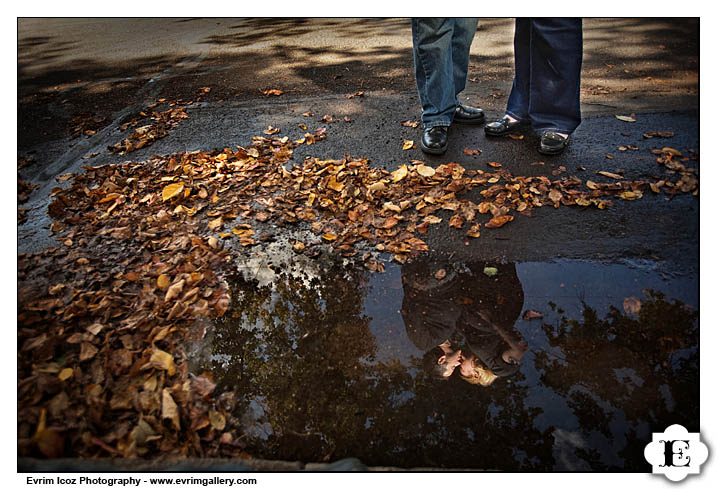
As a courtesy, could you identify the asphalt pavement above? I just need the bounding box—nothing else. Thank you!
[17,18,700,270]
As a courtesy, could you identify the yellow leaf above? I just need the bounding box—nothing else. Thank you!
[150,349,176,376]
[58,368,73,381]
[322,233,338,241]
[293,241,306,253]
[402,140,414,151]
[661,147,682,156]
[162,183,184,201]
[383,202,401,213]
[208,217,223,230]
[586,180,599,190]
[157,274,170,289]
[619,190,643,200]
[209,410,226,431]
[392,165,409,182]
[327,175,344,192]
[415,164,436,177]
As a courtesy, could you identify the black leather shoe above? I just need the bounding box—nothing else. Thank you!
[485,115,525,136]
[539,132,570,155]
[453,104,485,124]
[420,126,449,155]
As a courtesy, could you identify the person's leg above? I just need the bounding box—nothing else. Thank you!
[485,18,529,135]
[505,18,531,122]
[450,18,478,101]
[526,17,583,135]
[450,18,485,124]
[412,18,457,128]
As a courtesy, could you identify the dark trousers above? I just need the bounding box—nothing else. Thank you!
[506,18,583,135]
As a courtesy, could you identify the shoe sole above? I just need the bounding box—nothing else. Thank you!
[538,145,568,155]
[453,117,485,125]
[420,142,448,155]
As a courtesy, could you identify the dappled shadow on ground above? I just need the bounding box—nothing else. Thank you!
[17,18,698,160]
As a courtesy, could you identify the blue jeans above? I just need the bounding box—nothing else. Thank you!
[412,18,478,128]
[506,18,583,135]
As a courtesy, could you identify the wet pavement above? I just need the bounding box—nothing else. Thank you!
[186,252,698,471]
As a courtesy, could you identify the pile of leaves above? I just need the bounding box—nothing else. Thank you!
[17,126,698,460]
[108,88,211,156]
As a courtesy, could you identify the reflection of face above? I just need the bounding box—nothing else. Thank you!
[459,355,476,378]
[438,346,463,378]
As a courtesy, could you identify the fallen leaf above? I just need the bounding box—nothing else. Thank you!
[483,267,498,277]
[402,140,415,151]
[392,165,409,182]
[485,215,514,228]
[619,190,643,200]
[586,180,599,190]
[597,171,623,180]
[623,296,642,315]
[58,368,73,381]
[548,189,563,203]
[487,162,502,168]
[616,115,636,122]
[149,349,176,376]
[523,310,544,320]
[263,126,280,135]
[463,147,482,156]
[467,223,481,238]
[449,214,464,228]
[293,241,306,253]
[79,343,98,362]
[434,269,447,280]
[208,217,223,230]
[415,164,436,178]
[322,233,338,241]
[661,147,682,156]
[262,89,283,96]
[162,388,180,430]
[401,120,420,128]
[165,279,185,302]
[157,274,171,290]
[209,410,226,431]
[162,183,184,201]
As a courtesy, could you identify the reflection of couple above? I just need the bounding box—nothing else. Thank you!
[400,258,526,386]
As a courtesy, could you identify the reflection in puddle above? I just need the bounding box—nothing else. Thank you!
[187,253,698,470]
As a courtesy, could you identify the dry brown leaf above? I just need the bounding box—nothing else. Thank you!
[597,171,624,180]
[467,223,481,238]
[165,279,185,302]
[623,297,642,315]
[523,310,544,320]
[162,388,181,430]
[415,164,436,178]
[485,215,514,228]
[150,349,176,376]
[58,368,73,381]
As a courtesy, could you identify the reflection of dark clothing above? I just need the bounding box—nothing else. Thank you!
[400,262,464,351]
[456,263,524,377]
[400,260,524,376]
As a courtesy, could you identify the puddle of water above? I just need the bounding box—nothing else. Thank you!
[186,254,698,471]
